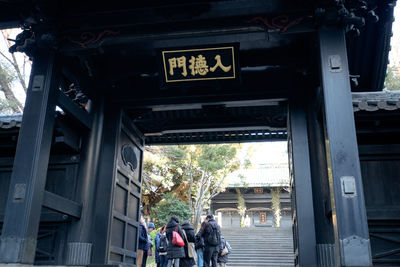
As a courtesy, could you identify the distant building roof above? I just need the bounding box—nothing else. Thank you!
[226,164,290,188]
[0,114,23,129]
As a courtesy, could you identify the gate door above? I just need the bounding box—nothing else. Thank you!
[111,114,144,264]
[92,108,144,266]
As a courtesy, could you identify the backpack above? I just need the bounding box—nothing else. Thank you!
[220,240,232,256]
[159,234,168,253]
[207,225,220,246]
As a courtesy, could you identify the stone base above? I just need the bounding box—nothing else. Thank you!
[66,242,92,266]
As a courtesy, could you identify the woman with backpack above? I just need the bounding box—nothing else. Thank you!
[195,222,206,267]
[166,216,186,267]
[155,225,168,267]
[180,220,196,267]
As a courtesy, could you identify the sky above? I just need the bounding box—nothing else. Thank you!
[240,141,289,165]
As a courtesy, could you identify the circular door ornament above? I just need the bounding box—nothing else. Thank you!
[121,145,138,171]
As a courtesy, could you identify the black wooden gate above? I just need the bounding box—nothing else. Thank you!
[111,114,144,264]
[92,108,144,266]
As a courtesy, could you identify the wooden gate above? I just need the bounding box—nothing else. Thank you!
[92,108,144,266]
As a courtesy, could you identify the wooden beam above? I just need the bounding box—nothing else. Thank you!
[42,191,82,219]
[56,90,92,129]
[358,144,400,156]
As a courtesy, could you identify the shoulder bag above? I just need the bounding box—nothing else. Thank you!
[172,226,185,247]
[182,229,197,259]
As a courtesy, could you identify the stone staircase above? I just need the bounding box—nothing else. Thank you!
[221,227,295,267]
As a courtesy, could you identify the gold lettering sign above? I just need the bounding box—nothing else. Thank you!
[254,188,264,194]
[162,46,236,83]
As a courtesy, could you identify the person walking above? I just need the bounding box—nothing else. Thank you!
[166,216,185,267]
[147,222,155,266]
[180,220,196,267]
[195,222,206,267]
[202,215,221,267]
[137,216,149,267]
[155,225,168,267]
[217,236,231,267]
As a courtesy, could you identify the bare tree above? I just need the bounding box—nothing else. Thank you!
[0,61,23,113]
[0,29,30,114]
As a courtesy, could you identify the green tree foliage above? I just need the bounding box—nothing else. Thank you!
[385,66,400,90]
[143,144,241,230]
[151,192,192,228]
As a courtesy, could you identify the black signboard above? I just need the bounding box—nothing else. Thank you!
[161,46,237,83]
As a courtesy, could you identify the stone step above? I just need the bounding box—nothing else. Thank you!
[219,227,295,267]
[226,260,294,265]
[227,264,294,266]
[230,251,293,254]
[230,248,293,251]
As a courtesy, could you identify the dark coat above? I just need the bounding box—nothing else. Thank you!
[138,223,149,250]
[202,218,221,246]
[181,222,196,243]
[155,232,162,263]
[180,222,196,267]
[195,230,205,250]
[166,219,185,259]
[217,236,230,263]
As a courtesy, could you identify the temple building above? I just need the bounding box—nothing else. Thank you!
[211,163,292,228]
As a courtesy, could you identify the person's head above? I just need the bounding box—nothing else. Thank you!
[170,215,179,223]
[160,225,166,234]
[200,221,206,231]
[148,222,155,232]
[206,214,214,222]
[139,214,144,224]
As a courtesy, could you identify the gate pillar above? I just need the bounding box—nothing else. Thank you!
[288,95,318,267]
[65,98,105,265]
[0,51,59,263]
[319,26,372,266]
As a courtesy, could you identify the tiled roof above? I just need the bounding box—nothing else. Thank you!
[0,114,23,129]
[352,91,400,112]
[226,164,290,188]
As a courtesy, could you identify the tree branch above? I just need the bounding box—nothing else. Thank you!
[11,53,27,92]
[0,51,14,66]
[0,80,23,112]
[206,176,227,202]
